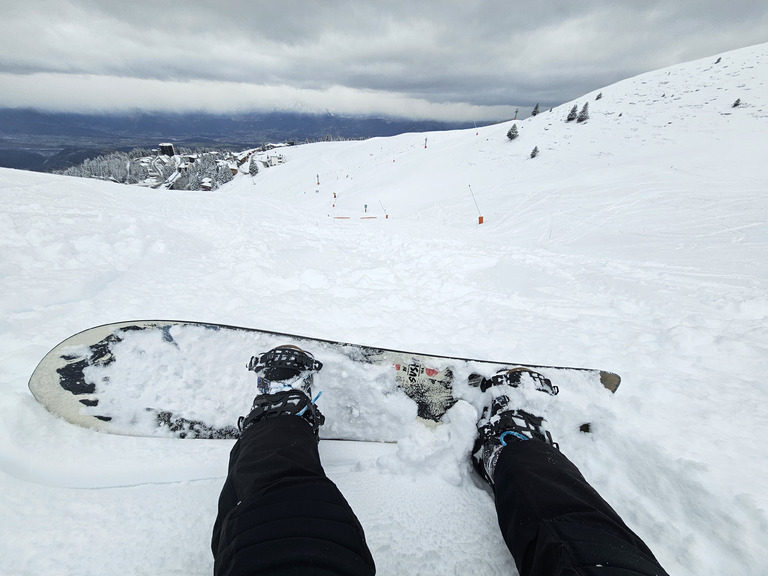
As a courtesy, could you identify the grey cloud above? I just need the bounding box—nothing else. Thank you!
[1,1,767,118]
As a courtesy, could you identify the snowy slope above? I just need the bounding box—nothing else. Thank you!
[1,43,767,575]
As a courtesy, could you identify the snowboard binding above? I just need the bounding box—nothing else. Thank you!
[478,395,558,447]
[242,345,325,437]
[247,345,323,395]
[238,389,325,436]
[473,394,558,485]
[480,367,558,395]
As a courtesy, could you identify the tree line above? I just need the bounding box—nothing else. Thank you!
[55,147,238,191]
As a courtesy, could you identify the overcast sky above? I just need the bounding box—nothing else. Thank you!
[1,0,767,121]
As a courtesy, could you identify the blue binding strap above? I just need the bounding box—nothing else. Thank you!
[499,430,529,446]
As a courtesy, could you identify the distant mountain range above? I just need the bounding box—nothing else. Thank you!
[0,108,497,172]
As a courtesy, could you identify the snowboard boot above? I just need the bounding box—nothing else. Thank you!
[472,393,558,486]
[239,345,325,437]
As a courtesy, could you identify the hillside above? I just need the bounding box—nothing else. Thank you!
[1,43,766,575]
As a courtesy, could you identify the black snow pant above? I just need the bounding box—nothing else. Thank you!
[493,441,669,576]
[211,416,376,576]
[212,416,668,576]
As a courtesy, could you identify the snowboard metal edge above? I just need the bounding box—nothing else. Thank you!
[29,320,621,393]
[30,318,621,393]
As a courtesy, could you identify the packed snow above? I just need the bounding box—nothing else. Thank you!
[2,43,767,575]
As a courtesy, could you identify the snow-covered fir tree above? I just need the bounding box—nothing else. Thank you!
[58,151,150,184]
[577,102,590,123]
[59,147,244,191]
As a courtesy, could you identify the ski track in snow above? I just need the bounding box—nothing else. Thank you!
[2,43,768,575]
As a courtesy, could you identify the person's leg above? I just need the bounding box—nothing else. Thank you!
[212,345,375,576]
[493,440,668,576]
[474,385,668,576]
[212,414,375,576]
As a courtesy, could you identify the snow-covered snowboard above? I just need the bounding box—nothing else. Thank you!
[28,320,620,442]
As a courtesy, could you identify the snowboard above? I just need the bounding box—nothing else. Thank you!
[28,320,620,442]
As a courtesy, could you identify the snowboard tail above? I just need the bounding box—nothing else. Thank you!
[28,320,620,441]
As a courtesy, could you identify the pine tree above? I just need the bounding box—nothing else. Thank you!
[126,159,149,184]
[732,98,741,108]
[216,163,234,187]
[507,124,519,140]
[577,102,590,123]
[566,105,578,122]
[596,92,603,100]
[530,146,539,158]
[249,155,260,175]
[531,103,540,117]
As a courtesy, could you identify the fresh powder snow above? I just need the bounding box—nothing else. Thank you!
[1,43,767,575]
